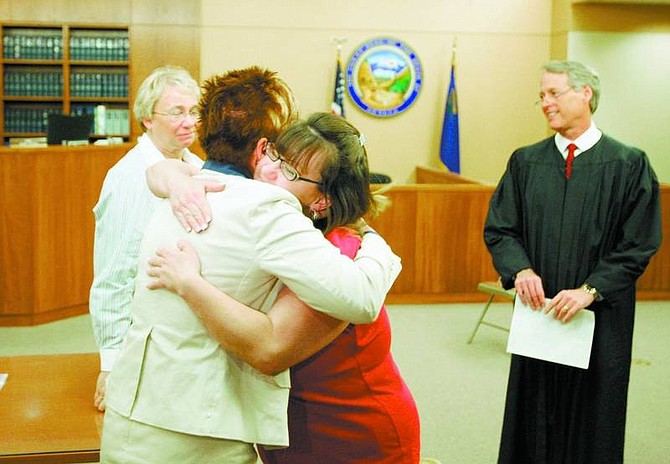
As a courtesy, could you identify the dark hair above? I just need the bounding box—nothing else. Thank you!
[198,66,299,172]
[276,112,387,234]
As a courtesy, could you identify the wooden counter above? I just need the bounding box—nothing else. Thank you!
[0,353,102,463]
[0,157,667,325]
[0,144,129,326]
[368,168,670,304]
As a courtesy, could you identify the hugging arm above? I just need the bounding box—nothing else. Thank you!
[146,158,224,232]
[147,240,348,375]
[151,161,400,323]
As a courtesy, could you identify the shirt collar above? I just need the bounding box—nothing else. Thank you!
[203,159,251,178]
[140,133,196,164]
[554,121,602,159]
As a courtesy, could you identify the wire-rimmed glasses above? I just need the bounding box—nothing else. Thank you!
[264,141,322,185]
[153,106,201,123]
[535,87,573,106]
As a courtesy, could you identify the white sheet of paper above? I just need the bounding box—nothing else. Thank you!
[506,297,595,369]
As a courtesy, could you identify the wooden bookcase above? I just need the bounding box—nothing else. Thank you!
[0,23,131,144]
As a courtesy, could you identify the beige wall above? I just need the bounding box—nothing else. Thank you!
[569,31,670,183]
[199,1,670,185]
[569,3,670,183]
[199,0,552,185]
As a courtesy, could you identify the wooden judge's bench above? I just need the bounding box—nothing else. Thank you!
[0,144,129,326]
[0,156,669,327]
[366,166,670,304]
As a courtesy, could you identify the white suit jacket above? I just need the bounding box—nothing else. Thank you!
[105,171,401,447]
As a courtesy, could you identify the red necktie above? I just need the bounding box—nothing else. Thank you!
[565,143,577,179]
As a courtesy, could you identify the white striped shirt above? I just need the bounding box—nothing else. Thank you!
[89,133,203,371]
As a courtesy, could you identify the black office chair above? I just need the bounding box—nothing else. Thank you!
[370,172,392,184]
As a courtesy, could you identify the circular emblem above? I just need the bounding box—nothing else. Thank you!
[346,37,422,118]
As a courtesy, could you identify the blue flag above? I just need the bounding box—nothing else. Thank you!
[331,55,346,118]
[440,56,460,173]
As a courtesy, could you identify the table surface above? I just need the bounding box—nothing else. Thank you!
[0,353,102,463]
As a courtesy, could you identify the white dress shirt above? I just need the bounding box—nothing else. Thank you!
[554,121,603,160]
[89,133,203,371]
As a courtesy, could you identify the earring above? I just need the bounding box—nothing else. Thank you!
[311,210,319,221]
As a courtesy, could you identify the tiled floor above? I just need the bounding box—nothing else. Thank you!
[1,301,669,462]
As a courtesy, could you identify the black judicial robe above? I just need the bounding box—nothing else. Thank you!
[484,134,662,464]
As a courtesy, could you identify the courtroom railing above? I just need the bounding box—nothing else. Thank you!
[368,169,670,304]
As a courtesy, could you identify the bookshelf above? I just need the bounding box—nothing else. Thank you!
[0,23,131,145]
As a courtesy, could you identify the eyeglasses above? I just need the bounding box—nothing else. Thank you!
[264,141,322,185]
[153,106,201,123]
[535,87,573,106]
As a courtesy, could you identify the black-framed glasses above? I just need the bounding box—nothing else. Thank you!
[153,106,201,123]
[264,141,322,185]
[535,88,573,106]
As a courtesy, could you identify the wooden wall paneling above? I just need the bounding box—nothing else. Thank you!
[415,166,483,185]
[0,145,128,326]
[414,185,497,298]
[129,25,200,142]
[0,151,37,318]
[33,149,106,314]
[572,4,670,33]
[367,183,669,304]
[367,187,419,297]
[637,185,670,298]
[34,146,126,322]
[369,184,501,304]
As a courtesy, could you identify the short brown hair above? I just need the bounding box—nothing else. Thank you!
[198,66,299,172]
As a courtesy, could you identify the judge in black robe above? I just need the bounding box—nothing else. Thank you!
[484,60,662,464]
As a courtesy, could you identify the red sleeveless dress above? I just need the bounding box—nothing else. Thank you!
[259,227,421,464]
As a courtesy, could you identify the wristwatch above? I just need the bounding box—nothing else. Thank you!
[581,283,600,300]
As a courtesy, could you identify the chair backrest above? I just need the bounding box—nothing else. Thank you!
[370,172,392,184]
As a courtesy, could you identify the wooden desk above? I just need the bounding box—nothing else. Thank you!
[367,182,670,303]
[0,144,130,326]
[0,353,102,463]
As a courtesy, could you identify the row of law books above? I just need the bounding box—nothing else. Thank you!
[4,105,130,136]
[7,136,48,148]
[3,106,62,133]
[69,35,129,62]
[2,31,62,60]
[73,104,130,136]
[3,71,63,97]
[70,72,128,98]
[2,30,128,62]
[96,107,130,136]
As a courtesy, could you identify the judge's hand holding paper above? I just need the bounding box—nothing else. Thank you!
[514,267,596,322]
[508,268,596,369]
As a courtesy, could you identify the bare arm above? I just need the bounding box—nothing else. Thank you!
[147,240,348,375]
[146,158,223,232]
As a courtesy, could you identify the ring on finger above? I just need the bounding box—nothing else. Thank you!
[562,305,569,311]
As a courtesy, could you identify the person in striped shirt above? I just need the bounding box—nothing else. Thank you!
[89,66,203,411]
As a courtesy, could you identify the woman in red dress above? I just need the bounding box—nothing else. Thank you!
[148,112,420,463]
[260,226,420,464]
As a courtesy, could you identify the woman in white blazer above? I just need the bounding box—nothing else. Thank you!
[100,69,401,464]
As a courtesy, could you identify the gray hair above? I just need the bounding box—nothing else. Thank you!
[542,60,601,113]
[133,66,200,130]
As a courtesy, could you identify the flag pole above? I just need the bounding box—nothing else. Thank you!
[439,36,461,173]
[331,36,347,59]
[330,37,348,117]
